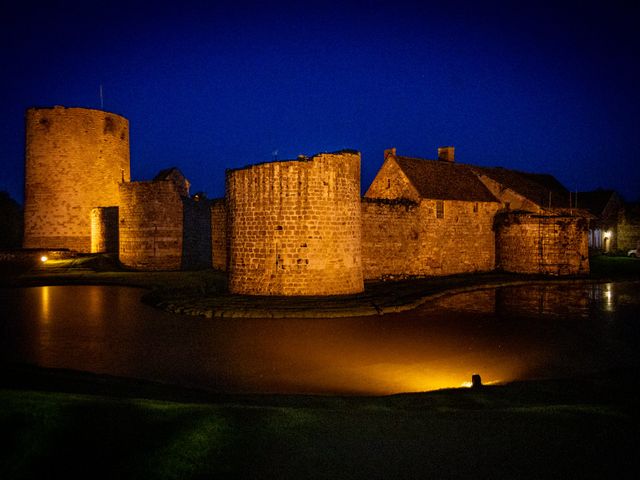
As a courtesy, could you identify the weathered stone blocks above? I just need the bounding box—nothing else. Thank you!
[90,206,119,253]
[118,180,184,270]
[226,151,364,295]
[495,212,589,275]
[23,106,130,252]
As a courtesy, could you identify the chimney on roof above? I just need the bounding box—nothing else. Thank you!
[438,146,455,162]
[384,147,396,159]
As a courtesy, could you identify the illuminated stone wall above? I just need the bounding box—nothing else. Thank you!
[90,206,118,253]
[361,199,499,278]
[24,106,130,252]
[617,208,640,251]
[211,199,227,271]
[413,200,499,276]
[361,199,420,278]
[118,180,184,270]
[495,212,589,275]
[226,151,363,295]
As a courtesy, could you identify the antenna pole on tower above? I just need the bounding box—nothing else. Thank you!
[99,84,104,110]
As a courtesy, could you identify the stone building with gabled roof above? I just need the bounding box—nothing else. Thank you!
[577,189,640,252]
[470,166,575,213]
[576,189,623,251]
[361,147,501,278]
[362,147,590,278]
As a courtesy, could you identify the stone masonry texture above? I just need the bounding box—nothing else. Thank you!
[495,212,589,275]
[118,180,184,270]
[23,106,130,252]
[210,199,227,271]
[90,206,119,253]
[362,198,500,278]
[226,151,364,295]
[362,153,500,278]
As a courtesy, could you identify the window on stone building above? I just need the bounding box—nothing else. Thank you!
[436,200,444,219]
[473,202,478,213]
[387,179,391,189]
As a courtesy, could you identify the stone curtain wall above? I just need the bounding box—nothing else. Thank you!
[361,199,498,279]
[118,181,184,270]
[226,152,364,295]
[415,200,499,276]
[618,221,640,251]
[210,199,227,271]
[24,106,130,252]
[90,207,118,253]
[617,207,640,251]
[361,199,420,278]
[496,213,589,275]
[181,197,212,270]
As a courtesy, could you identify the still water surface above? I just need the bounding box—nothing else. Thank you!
[1,282,638,395]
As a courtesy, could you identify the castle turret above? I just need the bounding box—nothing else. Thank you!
[226,150,364,295]
[23,106,130,252]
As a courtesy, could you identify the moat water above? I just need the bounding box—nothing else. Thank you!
[1,281,638,395]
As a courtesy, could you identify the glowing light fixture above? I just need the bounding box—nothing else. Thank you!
[604,230,612,239]
[40,255,48,262]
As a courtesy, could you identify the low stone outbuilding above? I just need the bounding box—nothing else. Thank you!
[471,165,590,275]
[362,147,501,279]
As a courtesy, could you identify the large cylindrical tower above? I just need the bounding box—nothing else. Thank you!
[23,106,130,252]
[226,150,364,296]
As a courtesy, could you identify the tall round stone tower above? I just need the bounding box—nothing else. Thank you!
[23,106,130,252]
[226,150,364,296]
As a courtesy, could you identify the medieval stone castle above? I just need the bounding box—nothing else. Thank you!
[23,106,591,295]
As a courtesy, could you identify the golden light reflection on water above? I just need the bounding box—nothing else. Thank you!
[40,286,50,323]
[4,282,638,395]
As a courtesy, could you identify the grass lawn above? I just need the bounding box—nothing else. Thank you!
[1,366,638,480]
[589,253,640,277]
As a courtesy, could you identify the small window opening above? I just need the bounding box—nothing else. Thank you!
[436,200,444,219]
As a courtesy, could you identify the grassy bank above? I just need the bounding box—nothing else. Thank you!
[1,364,637,479]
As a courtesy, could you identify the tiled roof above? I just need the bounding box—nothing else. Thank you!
[393,156,499,202]
[471,166,570,208]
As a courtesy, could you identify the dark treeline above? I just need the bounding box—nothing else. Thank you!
[0,191,23,248]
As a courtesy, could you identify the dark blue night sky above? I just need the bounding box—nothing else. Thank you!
[1,0,638,203]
